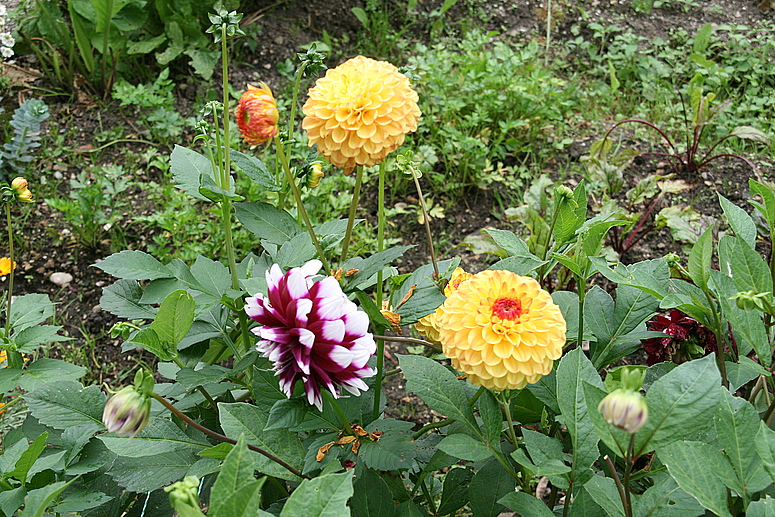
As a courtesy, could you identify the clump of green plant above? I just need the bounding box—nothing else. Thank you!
[408,31,577,197]
[351,0,417,61]
[45,165,130,249]
[0,99,49,184]
[112,69,191,144]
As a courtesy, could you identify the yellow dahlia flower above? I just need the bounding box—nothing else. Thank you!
[435,270,566,391]
[415,267,473,344]
[302,55,421,173]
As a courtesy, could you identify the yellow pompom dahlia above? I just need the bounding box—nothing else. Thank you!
[415,267,473,344]
[302,55,421,173]
[435,270,566,391]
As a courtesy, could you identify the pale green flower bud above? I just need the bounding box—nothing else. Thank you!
[102,385,151,438]
[598,388,648,433]
[165,476,205,517]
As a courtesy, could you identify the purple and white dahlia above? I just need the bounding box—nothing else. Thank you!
[245,260,376,411]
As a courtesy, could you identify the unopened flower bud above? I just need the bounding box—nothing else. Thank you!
[598,388,648,433]
[11,177,27,192]
[663,253,681,268]
[236,82,279,146]
[307,162,324,188]
[102,385,151,438]
[732,290,769,312]
[16,189,32,203]
[165,476,205,517]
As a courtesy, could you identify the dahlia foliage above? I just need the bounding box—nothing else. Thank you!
[245,260,376,410]
[433,270,566,391]
[302,55,421,172]
[236,82,279,145]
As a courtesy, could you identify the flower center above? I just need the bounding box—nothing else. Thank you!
[492,297,522,321]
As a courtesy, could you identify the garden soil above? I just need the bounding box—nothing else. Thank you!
[2,0,772,425]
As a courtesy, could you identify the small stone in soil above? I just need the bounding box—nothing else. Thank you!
[49,272,74,286]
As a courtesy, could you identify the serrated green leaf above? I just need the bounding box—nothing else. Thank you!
[13,325,71,353]
[10,432,47,485]
[718,193,757,248]
[343,246,413,289]
[152,289,195,348]
[478,389,502,446]
[8,294,54,331]
[234,201,301,245]
[750,179,775,231]
[230,150,278,191]
[176,365,231,391]
[0,487,26,517]
[351,467,396,517]
[755,421,775,484]
[398,355,478,432]
[94,250,172,280]
[218,402,304,480]
[279,471,354,517]
[265,398,309,431]
[658,441,734,517]
[687,226,713,290]
[99,279,157,319]
[170,145,213,201]
[127,328,174,361]
[437,468,473,516]
[468,458,516,517]
[583,475,625,517]
[718,235,772,298]
[107,449,199,493]
[634,472,704,517]
[437,434,492,462]
[635,355,720,455]
[25,381,105,434]
[210,435,265,517]
[498,491,555,517]
[99,419,209,457]
[359,419,417,471]
[748,496,775,517]
[23,479,74,517]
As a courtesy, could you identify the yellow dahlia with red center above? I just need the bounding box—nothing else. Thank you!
[236,82,279,146]
[302,55,421,173]
[435,270,566,391]
[415,267,472,344]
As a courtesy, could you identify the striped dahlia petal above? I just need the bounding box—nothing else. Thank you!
[236,82,279,146]
[245,259,376,410]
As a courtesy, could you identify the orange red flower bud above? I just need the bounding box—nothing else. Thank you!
[236,82,279,145]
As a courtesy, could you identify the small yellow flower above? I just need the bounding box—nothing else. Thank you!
[302,55,421,173]
[16,189,32,203]
[415,268,472,345]
[10,177,27,192]
[236,82,279,146]
[0,257,15,276]
[307,162,324,188]
[435,270,566,391]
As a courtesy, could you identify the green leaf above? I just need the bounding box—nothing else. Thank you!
[468,458,516,517]
[658,441,735,517]
[209,435,266,517]
[218,402,305,480]
[499,492,555,517]
[527,369,559,414]
[170,145,214,201]
[709,270,770,364]
[487,254,547,276]
[10,432,47,485]
[478,389,502,446]
[718,235,772,298]
[279,471,354,517]
[750,179,775,231]
[231,150,278,191]
[437,434,493,462]
[556,348,604,490]
[99,279,157,319]
[94,250,173,280]
[13,325,70,353]
[726,357,768,392]
[590,257,671,300]
[635,355,721,455]
[99,419,209,457]
[52,489,114,513]
[190,255,231,299]
[0,359,86,393]
[729,125,770,145]
[23,479,74,517]
[584,285,659,369]
[398,355,478,432]
[583,475,625,517]
[359,419,417,471]
[107,449,199,493]
[688,226,713,291]
[127,328,174,361]
[8,294,54,331]
[25,381,105,434]
[0,487,26,517]
[234,201,301,246]
[692,22,714,53]
[755,421,775,484]
[748,496,775,517]
[351,467,397,517]
[392,259,455,325]
[511,449,570,479]
[343,246,413,289]
[718,193,757,248]
[634,472,704,517]
[176,365,231,391]
[437,468,473,516]
[152,290,195,348]
[522,428,570,489]
[713,389,770,495]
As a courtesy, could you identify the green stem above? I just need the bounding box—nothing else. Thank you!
[4,203,14,338]
[322,390,353,434]
[577,276,586,349]
[373,334,440,350]
[339,166,364,264]
[604,455,630,517]
[622,435,636,517]
[376,161,387,305]
[273,135,330,273]
[412,418,454,440]
[410,168,440,285]
[497,391,519,448]
[152,393,309,479]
